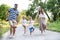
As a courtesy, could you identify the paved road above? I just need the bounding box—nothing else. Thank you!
[1,25,60,40]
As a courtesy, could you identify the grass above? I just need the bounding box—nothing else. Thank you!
[0,27,9,37]
[34,23,38,27]
[0,20,9,37]
[47,19,60,32]
[34,19,60,32]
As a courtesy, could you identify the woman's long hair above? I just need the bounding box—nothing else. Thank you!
[38,8,43,14]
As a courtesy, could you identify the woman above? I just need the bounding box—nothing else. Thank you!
[36,7,46,34]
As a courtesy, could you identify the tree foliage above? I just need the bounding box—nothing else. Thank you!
[26,0,50,20]
[46,0,60,21]
[0,4,10,20]
[26,0,60,21]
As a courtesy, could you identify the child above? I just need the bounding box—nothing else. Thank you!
[21,16,27,34]
[28,17,34,35]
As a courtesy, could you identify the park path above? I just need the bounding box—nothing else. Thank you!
[1,24,60,40]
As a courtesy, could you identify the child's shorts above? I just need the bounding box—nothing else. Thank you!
[29,27,34,32]
[22,25,26,28]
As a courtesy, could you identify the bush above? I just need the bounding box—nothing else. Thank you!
[0,25,3,36]
[0,4,10,20]
[0,26,9,37]
[47,19,60,32]
[0,20,9,37]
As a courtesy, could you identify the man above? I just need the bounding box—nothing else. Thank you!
[6,4,19,38]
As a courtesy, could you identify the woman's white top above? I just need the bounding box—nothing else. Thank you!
[39,14,45,18]
[28,20,34,28]
[22,19,27,25]
[37,13,46,25]
[37,12,45,18]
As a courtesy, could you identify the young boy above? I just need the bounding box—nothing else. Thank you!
[21,16,27,34]
[28,17,34,35]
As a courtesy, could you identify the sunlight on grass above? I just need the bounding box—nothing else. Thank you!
[0,20,9,36]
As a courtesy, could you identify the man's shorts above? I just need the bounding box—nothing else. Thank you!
[9,20,17,27]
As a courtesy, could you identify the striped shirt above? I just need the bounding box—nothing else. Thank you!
[8,8,18,20]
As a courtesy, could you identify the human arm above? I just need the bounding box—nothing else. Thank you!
[16,11,20,24]
[6,11,9,21]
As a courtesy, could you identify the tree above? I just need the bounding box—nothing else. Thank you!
[0,4,10,20]
[26,0,39,20]
[27,0,60,21]
[26,0,50,20]
[46,0,60,21]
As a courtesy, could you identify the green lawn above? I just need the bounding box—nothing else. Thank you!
[0,27,9,37]
[47,20,60,32]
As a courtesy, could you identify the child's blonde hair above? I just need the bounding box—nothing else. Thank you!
[29,16,32,20]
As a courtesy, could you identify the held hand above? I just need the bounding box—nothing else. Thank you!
[42,17,45,19]
[17,21,19,24]
[6,18,8,21]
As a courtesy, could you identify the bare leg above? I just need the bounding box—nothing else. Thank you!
[12,27,16,36]
[30,32,32,35]
[10,26,13,35]
[12,21,17,36]
[39,24,43,33]
[24,28,26,34]
[23,26,26,34]
[40,24,43,34]
[42,24,46,32]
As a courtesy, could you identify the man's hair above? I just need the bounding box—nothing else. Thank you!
[15,4,18,6]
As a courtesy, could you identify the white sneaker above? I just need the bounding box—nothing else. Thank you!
[12,35,15,38]
[9,35,11,37]
[9,35,12,38]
